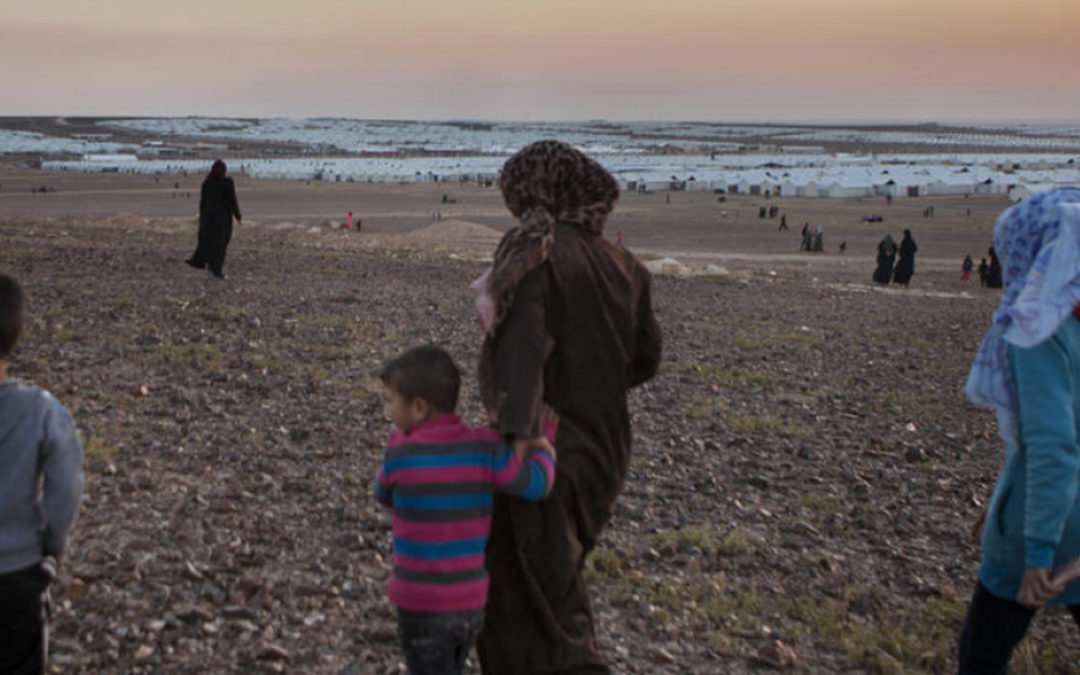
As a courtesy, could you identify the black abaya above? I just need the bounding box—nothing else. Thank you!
[892,233,918,285]
[189,173,241,276]
[987,248,1003,289]
[873,236,897,284]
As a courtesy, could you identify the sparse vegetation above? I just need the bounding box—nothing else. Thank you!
[156,342,225,369]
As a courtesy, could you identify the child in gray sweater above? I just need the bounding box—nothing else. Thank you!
[0,274,84,674]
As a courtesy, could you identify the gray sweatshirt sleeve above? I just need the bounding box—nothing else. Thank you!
[39,395,84,556]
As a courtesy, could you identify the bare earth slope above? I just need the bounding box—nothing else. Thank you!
[2,207,1078,673]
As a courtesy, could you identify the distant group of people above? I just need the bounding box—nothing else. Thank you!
[962,248,1003,288]
[800,222,825,252]
[873,230,918,286]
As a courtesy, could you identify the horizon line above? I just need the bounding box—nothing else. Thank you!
[1,114,1079,127]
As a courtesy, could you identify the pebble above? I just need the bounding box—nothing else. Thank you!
[257,643,291,662]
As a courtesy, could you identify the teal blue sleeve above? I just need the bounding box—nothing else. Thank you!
[1011,338,1080,568]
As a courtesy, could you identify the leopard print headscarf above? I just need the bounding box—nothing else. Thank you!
[483,140,619,331]
[474,141,619,426]
[499,139,619,235]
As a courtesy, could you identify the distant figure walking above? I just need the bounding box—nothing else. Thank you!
[811,226,824,252]
[873,234,898,284]
[987,246,1003,289]
[800,223,812,252]
[839,240,847,254]
[186,160,241,279]
[892,229,918,286]
[962,254,974,281]
[346,211,353,230]
[778,214,788,231]
[978,258,990,287]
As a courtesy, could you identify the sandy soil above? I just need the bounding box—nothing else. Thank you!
[2,172,1075,674]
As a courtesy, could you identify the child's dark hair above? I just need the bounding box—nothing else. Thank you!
[0,274,24,359]
[380,346,460,413]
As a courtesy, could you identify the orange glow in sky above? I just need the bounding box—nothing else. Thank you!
[1,0,1077,120]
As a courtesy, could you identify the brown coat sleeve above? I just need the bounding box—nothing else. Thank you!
[493,266,547,440]
[630,268,661,387]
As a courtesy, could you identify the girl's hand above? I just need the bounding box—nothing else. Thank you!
[1017,567,1064,608]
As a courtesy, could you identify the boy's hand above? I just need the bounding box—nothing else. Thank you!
[1017,567,1064,608]
[513,437,556,462]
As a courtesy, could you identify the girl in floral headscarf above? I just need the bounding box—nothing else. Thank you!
[473,141,661,675]
[960,187,1080,672]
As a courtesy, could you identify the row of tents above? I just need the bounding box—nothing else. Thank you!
[47,154,1079,201]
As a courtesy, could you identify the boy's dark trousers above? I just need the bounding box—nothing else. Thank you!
[398,609,484,675]
[958,582,1080,674]
[0,563,50,675]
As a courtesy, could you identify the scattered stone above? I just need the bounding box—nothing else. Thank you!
[655,647,676,663]
[905,446,928,463]
[755,639,798,668]
[644,257,691,278]
[257,643,291,662]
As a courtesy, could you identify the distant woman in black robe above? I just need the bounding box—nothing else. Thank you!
[186,160,241,279]
[986,246,1003,289]
[873,234,897,284]
[892,229,918,286]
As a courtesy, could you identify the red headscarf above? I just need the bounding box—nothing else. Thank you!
[209,159,227,179]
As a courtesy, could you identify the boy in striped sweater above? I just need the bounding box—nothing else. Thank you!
[375,346,556,675]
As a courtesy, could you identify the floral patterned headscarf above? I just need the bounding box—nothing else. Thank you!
[966,187,1080,446]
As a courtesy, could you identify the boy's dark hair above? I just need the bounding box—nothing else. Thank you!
[0,274,24,359]
[380,346,461,413]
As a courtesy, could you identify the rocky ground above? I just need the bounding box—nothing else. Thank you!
[3,213,1080,674]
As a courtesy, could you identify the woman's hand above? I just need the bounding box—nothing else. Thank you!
[1017,567,1064,608]
[514,437,556,462]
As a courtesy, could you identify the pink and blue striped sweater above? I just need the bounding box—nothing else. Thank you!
[374,414,556,613]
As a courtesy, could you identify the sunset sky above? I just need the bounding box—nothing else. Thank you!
[2,0,1077,122]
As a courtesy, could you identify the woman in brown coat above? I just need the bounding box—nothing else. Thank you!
[473,141,662,674]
